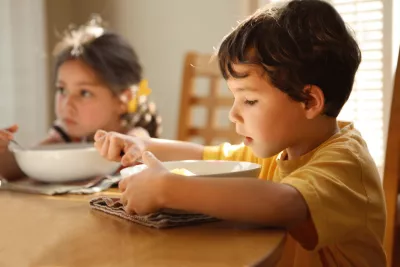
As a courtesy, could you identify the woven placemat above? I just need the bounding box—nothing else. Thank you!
[89,196,218,228]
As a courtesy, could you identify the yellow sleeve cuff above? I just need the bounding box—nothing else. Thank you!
[203,145,223,160]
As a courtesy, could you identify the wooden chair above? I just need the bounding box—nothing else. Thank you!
[383,47,400,267]
[177,51,241,145]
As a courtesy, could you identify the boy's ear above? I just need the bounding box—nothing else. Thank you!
[302,85,325,119]
[118,89,133,114]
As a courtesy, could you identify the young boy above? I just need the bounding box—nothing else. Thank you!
[94,0,386,266]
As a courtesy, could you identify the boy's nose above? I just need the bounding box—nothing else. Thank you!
[229,103,242,124]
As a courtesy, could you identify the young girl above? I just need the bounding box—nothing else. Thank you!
[0,15,162,180]
[47,14,161,143]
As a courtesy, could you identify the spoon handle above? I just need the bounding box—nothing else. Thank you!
[10,139,25,150]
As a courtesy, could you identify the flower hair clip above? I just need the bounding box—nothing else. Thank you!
[128,80,152,113]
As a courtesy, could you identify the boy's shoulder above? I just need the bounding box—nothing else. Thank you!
[294,121,382,187]
[279,121,379,185]
[311,121,375,168]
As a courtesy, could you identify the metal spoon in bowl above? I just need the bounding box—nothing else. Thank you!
[9,139,26,150]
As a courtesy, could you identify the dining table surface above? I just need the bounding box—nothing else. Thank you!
[0,188,286,267]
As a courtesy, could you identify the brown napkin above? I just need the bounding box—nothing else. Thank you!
[89,196,218,228]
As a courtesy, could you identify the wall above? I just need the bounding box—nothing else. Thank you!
[0,0,48,145]
[0,0,15,126]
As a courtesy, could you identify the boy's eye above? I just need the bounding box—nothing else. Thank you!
[244,99,258,106]
[80,90,93,98]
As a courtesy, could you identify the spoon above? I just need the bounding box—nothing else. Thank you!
[9,139,26,150]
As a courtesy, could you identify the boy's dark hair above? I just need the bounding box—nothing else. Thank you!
[218,0,361,117]
[53,15,142,95]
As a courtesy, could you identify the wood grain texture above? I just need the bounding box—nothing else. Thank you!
[0,190,286,267]
[383,47,400,267]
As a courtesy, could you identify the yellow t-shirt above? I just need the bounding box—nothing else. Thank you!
[203,122,386,267]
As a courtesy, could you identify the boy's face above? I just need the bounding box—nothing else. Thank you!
[227,63,308,158]
[55,60,125,138]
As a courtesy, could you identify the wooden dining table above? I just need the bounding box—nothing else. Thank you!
[0,189,286,267]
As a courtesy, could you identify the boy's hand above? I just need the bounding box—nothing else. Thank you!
[0,125,18,153]
[94,129,146,166]
[119,151,168,215]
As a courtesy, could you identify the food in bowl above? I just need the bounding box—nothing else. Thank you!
[170,168,196,176]
[120,160,261,179]
[12,143,120,183]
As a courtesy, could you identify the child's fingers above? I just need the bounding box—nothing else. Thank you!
[94,130,108,154]
[0,124,19,140]
[120,190,136,215]
[101,136,111,159]
[124,205,136,215]
[119,176,133,192]
[94,137,105,153]
[141,151,161,167]
[108,135,125,161]
[119,180,127,193]
[94,130,107,141]
[0,130,12,152]
[121,153,138,166]
[121,145,142,166]
[0,130,13,141]
[0,125,19,152]
[5,124,18,134]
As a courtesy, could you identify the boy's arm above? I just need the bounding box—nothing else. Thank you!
[94,129,206,164]
[145,138,204,162]
[161,174,309,228]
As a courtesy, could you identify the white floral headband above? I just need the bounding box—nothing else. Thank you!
[53,14,106,57]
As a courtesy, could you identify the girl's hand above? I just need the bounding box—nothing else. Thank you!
[0,125,18,153]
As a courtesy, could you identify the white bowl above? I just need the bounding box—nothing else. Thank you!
[13,143,120,183]
[120,160,261,179]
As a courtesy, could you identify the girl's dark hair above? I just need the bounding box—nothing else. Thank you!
[53,15,162,138]
[53,15,142,94]
[218,0,361,117]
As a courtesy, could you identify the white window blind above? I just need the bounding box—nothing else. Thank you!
[332,0,386,168]
[258,0,388,168]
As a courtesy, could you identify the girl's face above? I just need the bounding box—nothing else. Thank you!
[55,60,126,138]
